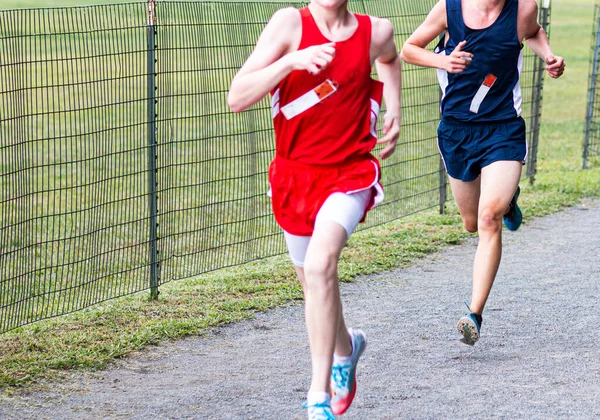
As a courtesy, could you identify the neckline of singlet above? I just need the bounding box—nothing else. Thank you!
[457,0,511,32]
[303,6,361,44]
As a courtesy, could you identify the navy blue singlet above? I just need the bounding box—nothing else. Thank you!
[437,0,523,122]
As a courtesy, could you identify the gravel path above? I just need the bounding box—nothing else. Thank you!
[1,199,599,419]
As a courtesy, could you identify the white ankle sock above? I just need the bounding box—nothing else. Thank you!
[307,391,330,405]
[333,353,352,366]
[334,331,354,365]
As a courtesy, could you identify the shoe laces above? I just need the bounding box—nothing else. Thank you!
[303,401,335,420]
[331,363,351,390]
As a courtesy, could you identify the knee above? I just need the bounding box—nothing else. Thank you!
[462,216,478,233]
[478,207,502,234]
[304,253,338,288]
[458,208,478,232]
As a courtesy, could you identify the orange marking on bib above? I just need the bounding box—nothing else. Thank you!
[483,74,497,88]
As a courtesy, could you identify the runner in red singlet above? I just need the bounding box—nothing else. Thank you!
[228,0,401,417]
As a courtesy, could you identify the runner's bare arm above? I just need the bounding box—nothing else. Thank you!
[227,8,336,112]
[400,1,472,73]
[371,17,401,160]
[519,0,565,79]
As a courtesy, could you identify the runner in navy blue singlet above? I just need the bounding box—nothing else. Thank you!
[401,0,564,345]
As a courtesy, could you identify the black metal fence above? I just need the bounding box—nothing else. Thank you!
[0,0,549,333]
[584,2,600,169]
[524,0,551,182]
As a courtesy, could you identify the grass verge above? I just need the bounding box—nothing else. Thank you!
[1,166,598,392]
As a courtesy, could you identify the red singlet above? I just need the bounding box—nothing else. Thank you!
[268,7,384,236]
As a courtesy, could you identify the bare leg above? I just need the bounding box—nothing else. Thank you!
[294,268,352,361]
[448,161,521,314]
[302,221,349,393]
[447,175,481,234]
[469,161,522,314]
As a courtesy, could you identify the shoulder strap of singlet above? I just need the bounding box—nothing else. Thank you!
[354,13,373,71]
[446,0,465,42]
[299,6,315,32]
[354,13,372,52]
[299,6,310,19]
[298,7,327,49]
[502,0,520,43]
[502,0,519,15]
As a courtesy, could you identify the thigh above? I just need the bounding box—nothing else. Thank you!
[314,189,372,238]
[306,190,371,267]
[285,190,371,268]
[305,220,349,270]
[479,160,522,215]
[448,174,481,222]
[283,231,311,268]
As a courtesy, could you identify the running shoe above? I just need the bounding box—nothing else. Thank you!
[330,328,367,415]
[303,401,335,420]
[457,313,482,345]
[503,186,523,231]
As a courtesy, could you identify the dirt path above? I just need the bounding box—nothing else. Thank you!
[1,199,599,419]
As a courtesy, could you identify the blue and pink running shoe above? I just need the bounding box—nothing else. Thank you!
[304,401,335,420]
[330,328,367,415]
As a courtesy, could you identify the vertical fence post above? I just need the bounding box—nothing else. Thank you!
[439,157,447,214]
[147,0,159,299]
[584,5,600,170]
[526,0,551,184]
[438,32,447,214]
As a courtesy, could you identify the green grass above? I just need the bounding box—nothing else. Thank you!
[0,0,599,391]
[0,0,450,330]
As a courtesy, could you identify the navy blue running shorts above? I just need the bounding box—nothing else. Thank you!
[437,117,527,182]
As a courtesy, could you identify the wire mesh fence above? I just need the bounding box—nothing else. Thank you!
[584,2,600,169]
[523,0,551,182]
[0,0,549,333]
[1,3,153,332]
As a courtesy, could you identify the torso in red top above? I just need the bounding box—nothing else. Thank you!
[271,8,380,166]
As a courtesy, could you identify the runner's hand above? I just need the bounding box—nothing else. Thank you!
[444,40,472,74]
[545,54,565,79]
[292,42,336,75]
[377,113,400,160]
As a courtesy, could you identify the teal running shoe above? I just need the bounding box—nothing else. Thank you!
[503,186,522,231]
[457,312,482,346]
[330,328,367,415]
[303,401,335,420]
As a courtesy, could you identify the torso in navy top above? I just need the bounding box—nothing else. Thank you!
[437,0,524,122]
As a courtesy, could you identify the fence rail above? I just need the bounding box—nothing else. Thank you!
[0,0,549,333]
